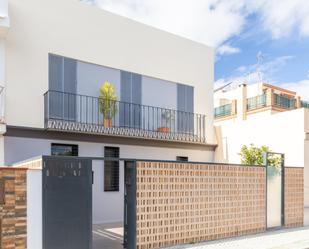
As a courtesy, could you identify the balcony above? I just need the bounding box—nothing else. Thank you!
[247,94,267,111]
[301,100,309,109]
[273,94,296,110]
[214,104,232,119]
[44,91,206,143]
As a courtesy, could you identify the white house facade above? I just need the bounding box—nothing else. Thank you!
[0,0,216,227]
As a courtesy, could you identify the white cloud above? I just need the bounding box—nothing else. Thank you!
[248,0,309,39]
[281,80,309,101]
[92,0,250,48]
[217,45,241,56]
[88,0,309,50]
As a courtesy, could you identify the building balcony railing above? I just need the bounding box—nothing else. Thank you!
[301,100,309,109]
[44,90,207,143]
[214,104,232,118]
[273,93,296,110]
[247,94,267,111]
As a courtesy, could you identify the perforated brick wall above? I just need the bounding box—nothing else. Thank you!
[284,167,304,228]
[135,162,267,249]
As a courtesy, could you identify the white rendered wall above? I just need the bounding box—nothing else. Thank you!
[5,0,215,143]
[215,108,306,167]
[0,39,5,123]
[27,169,42,249]
[4,136,214,223]
[304,108,309,206]
[0,135,4,165]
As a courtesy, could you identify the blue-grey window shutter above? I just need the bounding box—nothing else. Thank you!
[63,58,77,121]
[177,84,194,133]
[120,71,131,126]
[132,73,142,128]
[48,54,63,119]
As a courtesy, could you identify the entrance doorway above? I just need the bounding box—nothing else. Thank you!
[42,156,136,249]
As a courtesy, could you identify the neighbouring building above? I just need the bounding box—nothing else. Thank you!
[214,82,309,206]
[0,0,216,227]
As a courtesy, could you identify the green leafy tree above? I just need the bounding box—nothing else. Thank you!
[240,144,281,166]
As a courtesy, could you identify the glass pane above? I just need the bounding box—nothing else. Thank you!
[267,165,282,228]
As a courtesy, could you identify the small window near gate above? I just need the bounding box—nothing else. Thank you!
[176,156,189,162]
[51,143,79,156]
[104,147,120,192]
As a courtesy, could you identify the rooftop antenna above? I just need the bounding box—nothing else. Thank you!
[256,51,264,83]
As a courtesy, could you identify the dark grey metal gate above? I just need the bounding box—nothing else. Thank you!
[43,157,92,249]
[124,161,137,249]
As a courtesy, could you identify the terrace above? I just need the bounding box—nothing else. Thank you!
[44,90,207,143]
[214,90,307,120]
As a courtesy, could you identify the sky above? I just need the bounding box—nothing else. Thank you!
[83,0,309,100]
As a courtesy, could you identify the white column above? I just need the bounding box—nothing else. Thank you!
[0,135,4,165]
[0,39,5,122]
[237,83,247,121]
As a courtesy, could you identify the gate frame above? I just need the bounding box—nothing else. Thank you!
[263,152,285,230]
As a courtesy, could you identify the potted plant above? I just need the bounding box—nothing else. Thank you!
[157,109,175,133]
[99,82,118,128]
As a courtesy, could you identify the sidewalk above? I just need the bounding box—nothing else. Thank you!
[167,227,309,249]
[166,208,309,249]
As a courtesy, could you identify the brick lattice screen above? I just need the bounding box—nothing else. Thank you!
[135,162,267,249]
[284,167,304,228]
[0,168,27,249]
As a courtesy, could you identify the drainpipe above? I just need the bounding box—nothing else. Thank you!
[237,83,247,121]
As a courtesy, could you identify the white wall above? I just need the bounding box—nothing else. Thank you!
[0,39,5,123]
[27,169,42,249]
[0,135,4,165]
[5,0,215,143]
[0,0,9,37]
[215,108,306,167]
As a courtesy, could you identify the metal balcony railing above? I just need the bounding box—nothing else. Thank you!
[301,100,309,109]
[214,104,232,118]
[44,90,206,143]
[247,94,267,111]
[273,94,296,110]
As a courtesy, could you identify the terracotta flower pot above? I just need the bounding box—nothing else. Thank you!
[104,119,113,128]
[157,127,170,133]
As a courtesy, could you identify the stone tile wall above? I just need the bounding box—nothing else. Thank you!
[0,168,27,249]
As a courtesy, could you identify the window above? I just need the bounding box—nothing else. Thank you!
[51,143,78,156]
[176,156,188,162]
[104,147,120,192]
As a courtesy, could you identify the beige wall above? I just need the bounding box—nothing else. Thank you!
[5,0,215,143]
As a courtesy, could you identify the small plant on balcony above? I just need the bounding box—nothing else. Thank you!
[99,82,118,128]
[158,109,175,133]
